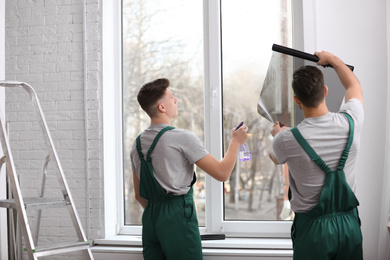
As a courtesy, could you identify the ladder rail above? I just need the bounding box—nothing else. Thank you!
[0,112,36,259]
[22,82,89,242]
[3,122,22,260]
[1,155,21,260]
[0,81,93,259]
[33,155,50,246]
[1,81,88,242]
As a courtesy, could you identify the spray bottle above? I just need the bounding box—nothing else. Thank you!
[235,122,251,161]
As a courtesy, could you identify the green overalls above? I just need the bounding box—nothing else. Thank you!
[136,126,203,260]
[290,113,363,260]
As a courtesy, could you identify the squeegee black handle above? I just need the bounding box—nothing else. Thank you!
[272,44,354,71]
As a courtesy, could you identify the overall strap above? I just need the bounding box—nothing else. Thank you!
[146,126,174,161]
[291,128,331,173]
[291,113,354,173]
[136,126,175,201]
[337,113,354,171]
[136,126,175,162]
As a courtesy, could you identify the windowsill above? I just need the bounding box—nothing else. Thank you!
[92,236,293,258]
[94,235,292,249]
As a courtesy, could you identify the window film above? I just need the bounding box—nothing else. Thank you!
[221,0,293,221]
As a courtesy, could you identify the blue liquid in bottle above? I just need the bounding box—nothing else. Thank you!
[238,142,251,161]
[235,122,251,161]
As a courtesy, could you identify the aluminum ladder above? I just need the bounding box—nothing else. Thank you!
[0,81,94,259]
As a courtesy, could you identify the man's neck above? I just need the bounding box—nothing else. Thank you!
[302,103,329,119]
[151,117,170,125]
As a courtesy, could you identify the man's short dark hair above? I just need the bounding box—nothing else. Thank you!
[137,78,170,117]
[292,66,325,108]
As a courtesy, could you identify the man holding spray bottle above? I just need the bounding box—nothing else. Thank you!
[130,78,248,260]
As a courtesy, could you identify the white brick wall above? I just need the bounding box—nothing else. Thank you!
[5,0,103,259]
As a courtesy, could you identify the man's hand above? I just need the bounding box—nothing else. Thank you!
[314,50,363,105]
[315,51,338,67]
[231,123,248,145]
[280,200,292,220]
[270,121,289,137]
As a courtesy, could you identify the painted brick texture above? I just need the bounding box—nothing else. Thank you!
[4,0,103,259]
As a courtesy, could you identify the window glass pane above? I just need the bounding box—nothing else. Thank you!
[221,0,293,221]
[122,0,205,225]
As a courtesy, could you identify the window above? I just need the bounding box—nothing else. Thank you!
[122,0,206,226]
[221,0,293,222]
[120,0,295,237]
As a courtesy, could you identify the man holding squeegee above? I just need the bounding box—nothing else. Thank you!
[269,51,364,260]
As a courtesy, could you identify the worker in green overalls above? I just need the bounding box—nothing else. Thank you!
[269,51,364,259]
[130,78,248,260]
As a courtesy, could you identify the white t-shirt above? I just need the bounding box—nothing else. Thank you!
[272,99,364,212]
[131,124,209,195]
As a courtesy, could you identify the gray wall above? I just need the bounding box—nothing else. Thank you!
[302,0,390,259]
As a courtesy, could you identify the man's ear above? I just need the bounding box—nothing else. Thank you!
[324,85,328,97]
[293,96,302,109]
[158,103,165,113]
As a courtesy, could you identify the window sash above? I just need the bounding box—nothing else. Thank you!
[203,0,291,237]
[106,0,302,237]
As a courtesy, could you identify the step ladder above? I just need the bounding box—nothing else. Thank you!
[0,81,94,259]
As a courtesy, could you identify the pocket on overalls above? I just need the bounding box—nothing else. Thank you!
[290,220,296,245]
[184,198,194,222]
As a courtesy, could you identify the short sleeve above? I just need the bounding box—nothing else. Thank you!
[130,141,138,173]
[339,98,364,128]
[175,130,209,164]
[272,131,288,164]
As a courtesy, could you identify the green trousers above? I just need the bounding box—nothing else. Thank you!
[136,126,203,260]
[142,188,202,260]
[292,208,362,260]
[290,113,363,260]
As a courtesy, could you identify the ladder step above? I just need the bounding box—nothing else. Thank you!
[28,241,91,257]
[0,197,68,210]
[1,81,93,259]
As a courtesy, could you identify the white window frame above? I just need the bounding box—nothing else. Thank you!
[103,0,303,238]
[102,0,126,238]
[0,1,7,257]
